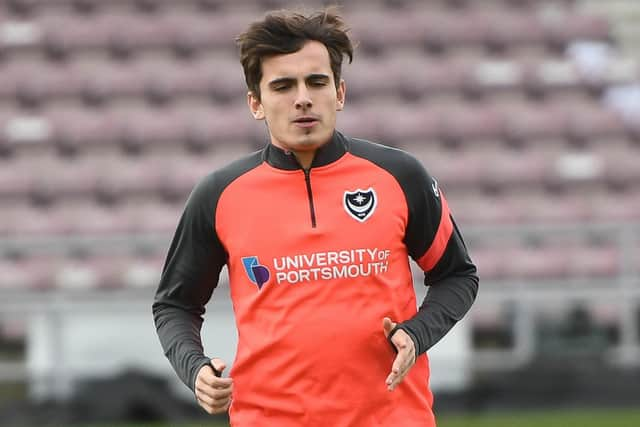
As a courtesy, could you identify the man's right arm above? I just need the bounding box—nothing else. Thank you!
[152,173,227,392]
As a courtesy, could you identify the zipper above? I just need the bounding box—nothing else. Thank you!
[303,168,317,228]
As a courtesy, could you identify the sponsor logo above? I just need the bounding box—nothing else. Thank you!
[431,178,440,198]
[344,188,377,222]
[242,256,271,290]
[272,248,391,285]
[241,248,392,288]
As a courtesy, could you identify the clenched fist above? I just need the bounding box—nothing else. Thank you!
[195,358,233,414]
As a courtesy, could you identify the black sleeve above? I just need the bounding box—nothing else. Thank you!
[397,159,479,356]
[152,173,227,392]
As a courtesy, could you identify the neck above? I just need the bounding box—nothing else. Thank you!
[294,150,315,169]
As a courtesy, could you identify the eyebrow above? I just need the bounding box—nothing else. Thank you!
[267,73,331,87]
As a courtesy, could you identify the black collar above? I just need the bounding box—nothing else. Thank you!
[263,131,348,170]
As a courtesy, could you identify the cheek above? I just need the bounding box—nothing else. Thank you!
[261,106,278,126]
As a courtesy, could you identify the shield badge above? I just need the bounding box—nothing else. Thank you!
[344,188,377,222]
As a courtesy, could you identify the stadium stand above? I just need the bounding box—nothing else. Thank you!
[0,0,639,386]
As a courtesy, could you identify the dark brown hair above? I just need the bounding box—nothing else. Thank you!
[236,7,354,100]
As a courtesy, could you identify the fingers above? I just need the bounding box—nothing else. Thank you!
[383,324,416,391]
[385,347,413,391]
[197,393,231,414]
[195,362,233,415]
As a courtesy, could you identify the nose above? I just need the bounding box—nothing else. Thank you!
[294,87,313,110]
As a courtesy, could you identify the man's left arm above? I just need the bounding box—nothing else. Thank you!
[396,164,479,357]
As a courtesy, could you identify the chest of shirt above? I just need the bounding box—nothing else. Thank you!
[216,160,408,267]
[215,159,416,325]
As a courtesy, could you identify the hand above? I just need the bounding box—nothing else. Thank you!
[195,358,233,414]
[382,317,416,391]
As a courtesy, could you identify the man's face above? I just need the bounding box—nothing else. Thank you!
[248,40,346,154]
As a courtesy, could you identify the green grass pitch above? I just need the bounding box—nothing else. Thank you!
[80,408,640,427]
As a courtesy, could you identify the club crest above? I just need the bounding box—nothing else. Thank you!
[344,188,377,222]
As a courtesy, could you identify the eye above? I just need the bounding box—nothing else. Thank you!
[273,85,289,92]
[310,80,327,87]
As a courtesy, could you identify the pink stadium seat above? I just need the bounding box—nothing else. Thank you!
[603,148,640,187]
[515,192,593,223]
[373,103,441,145]
[522,58,582,98]
[566,105,627,144]
[52,256,102,291]
[482,11,546,50]
[179,104,262,148]
[335,104,381,141]
[191,57,248,102]
[470,247,506,280]
[566,244,620,278]
[589,187,640,221]
[50,109,122,152]
[158,152,242,200]
[439,104,504,144]
[389,53,470,98]
[0,203,62,236]
[137,58,184,104]
[482,151,551,189]
[40,13,112,55]
[118,200,181,234]
[74,59,147,104]
[116,107,186,151]
[47,201,127,235]
[93,155,162,202]
[420,10,487,51]
[0,256,54,291]
[121,254,164,289]
[162,12,252,54]
[0,60,73,106]
[348,10,426,52]
[544,14,611,48]
[450,194,523,225]
[414,149,483,188]
[504,246,571,279]
[27,156,98,202]
[103,13,169,53]
[470,58,524,97]
[0,157,34,200]
[341,56,398,100]
[60,252,163,291]
[501,102,570,144]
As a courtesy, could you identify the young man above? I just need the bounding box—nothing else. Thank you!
[153,8,478,427]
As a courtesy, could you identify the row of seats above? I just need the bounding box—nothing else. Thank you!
[2,186,639,238]
[0,0,568,16]
[1,147,639,200]
[0,241,628,292]
[0,55,246,106]
[0,99,636,153]
[0,9,610,57]
[470,244,622,280]
[0,254,164,291]
[0,52,636,107]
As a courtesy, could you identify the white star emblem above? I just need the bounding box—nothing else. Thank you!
[354,194,366,204]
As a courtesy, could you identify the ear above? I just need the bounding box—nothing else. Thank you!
[336,79,346,111]
[248,91,265,120]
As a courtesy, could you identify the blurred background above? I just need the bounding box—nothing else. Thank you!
[0,0,639,426]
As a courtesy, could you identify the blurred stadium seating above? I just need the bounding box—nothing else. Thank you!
[0,0,639,401]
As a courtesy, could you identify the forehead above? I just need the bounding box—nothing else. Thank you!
[261,40,333,81]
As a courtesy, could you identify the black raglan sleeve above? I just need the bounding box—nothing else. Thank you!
[152,173,227,392]
[397,157,479,356]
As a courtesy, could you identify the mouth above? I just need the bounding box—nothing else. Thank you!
[292,115,320,128]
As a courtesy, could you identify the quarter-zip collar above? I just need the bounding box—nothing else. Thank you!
[262,131,348,170]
